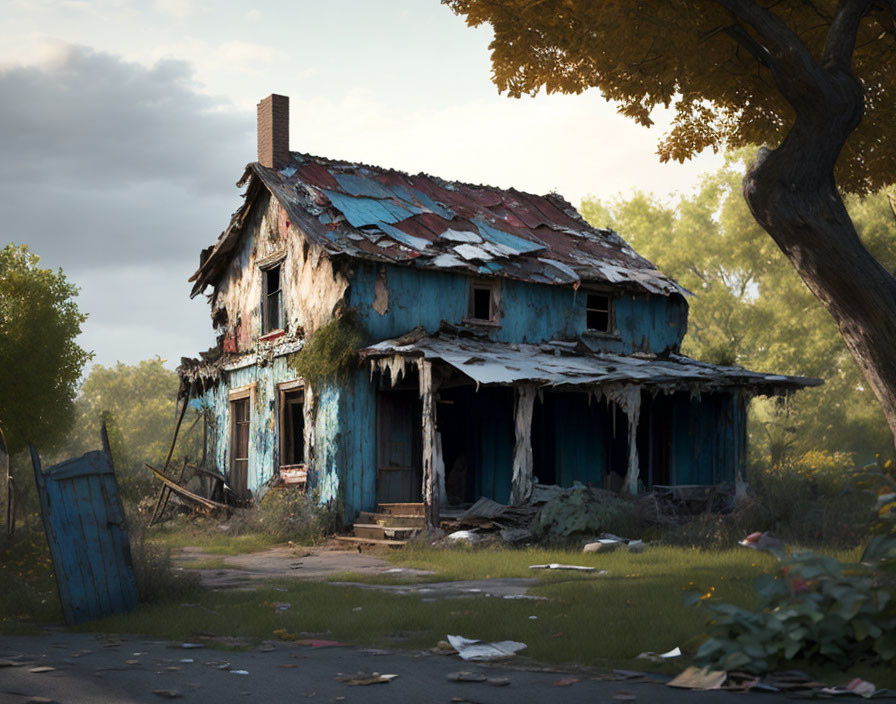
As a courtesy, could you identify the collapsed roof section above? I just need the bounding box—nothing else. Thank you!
[189,153,688,298]
[360,329,822,396]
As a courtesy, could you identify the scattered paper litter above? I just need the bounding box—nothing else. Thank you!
[152,690,183,699]
[553,677,581,687]
[667,666,726,690]
[529,563,595,572]
[296,639,348,648]
[338,671,398,686]
[447,634,527,661]
[446,671,487,682]
[636,646,681,662]
[230,669,249,676]
[820,678,879,699]
[28,666,56,673]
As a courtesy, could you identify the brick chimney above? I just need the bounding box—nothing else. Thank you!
[257,94,289,169]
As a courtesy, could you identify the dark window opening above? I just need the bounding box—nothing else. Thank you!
[230,397,250,497]
[586,293,611,332]
[263,264,282,333]
[472,287,491,320]
[281,390,305,465]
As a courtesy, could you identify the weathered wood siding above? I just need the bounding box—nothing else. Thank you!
[31,448,138,625]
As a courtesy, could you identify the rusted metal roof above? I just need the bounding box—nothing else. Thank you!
[190,153,687,298]
[360,330,822,395]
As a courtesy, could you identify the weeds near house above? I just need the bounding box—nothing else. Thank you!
[662,454,875,549]
[0,522,61,631]
[534,483,641,541]
[127,505,200,603]
[691,463,896,673]
[245,486,341,543]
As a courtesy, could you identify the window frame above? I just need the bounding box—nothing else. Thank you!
[584,291,614,335]
[464,278,502,326]
[261,259,284,335]
[277,380,305,468]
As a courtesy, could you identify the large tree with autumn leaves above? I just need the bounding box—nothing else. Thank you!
[445,0,896,447]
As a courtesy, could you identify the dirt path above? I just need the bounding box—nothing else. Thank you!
[175,544,435,589]
[174,544,543,599]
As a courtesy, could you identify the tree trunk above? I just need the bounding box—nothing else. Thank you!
[743,68,896,451]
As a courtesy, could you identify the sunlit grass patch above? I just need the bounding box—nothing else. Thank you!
[148,517,280,555]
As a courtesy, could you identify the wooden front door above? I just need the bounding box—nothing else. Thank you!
[230,397,250,498]
[377,390,422,503]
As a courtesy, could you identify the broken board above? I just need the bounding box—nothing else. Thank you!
[31,447,139,625]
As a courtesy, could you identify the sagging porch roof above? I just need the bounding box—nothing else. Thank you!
[360,330,823,396]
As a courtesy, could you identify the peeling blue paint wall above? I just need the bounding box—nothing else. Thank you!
[350,262,687,354]
[666,391,746,485]
[200,355,301,499]
[312,370,377,521]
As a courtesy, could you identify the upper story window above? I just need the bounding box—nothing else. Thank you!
[262,263,283,333]
[467,279,500,325]
[586,293,612,333]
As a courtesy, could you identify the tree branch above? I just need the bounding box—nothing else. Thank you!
[823,0,873,69]
[722,23,773,66]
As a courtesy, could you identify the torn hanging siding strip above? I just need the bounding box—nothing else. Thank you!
[418,359,443,532]
[601,385,641,495]
[511,384,536,504]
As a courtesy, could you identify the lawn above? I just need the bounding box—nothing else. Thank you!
[147,516,282,555]
[75,546,772,668]
[4,523,890,687]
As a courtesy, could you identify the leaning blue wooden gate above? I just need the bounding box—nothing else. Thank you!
[31,446,139,625]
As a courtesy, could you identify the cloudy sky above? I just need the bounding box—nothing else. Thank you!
[1,0,724,371]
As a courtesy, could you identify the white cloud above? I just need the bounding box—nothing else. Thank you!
[152,0,197,20]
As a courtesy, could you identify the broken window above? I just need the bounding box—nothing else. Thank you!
[230,396,250,497]
[263,263,282,333]
[467,279,500,324]
[280,388,305,466]
[586,293,612,333]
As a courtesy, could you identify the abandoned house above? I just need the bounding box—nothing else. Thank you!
[178,94,820,529]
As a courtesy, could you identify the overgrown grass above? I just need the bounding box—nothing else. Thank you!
[72,548,774,661]
[0,525,61,633]
[75,544,892,686]
[148,488,336,554]
[148,515,281,555]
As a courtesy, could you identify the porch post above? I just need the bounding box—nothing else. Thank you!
[511,384,536,505]
[419,360,444,534]
[605,385,642,496]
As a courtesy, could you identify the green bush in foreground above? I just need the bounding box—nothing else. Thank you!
[692,468,896,673]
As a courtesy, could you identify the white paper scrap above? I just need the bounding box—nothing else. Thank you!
[446,635,527,661]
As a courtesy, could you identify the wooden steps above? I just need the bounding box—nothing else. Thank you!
[342,502,425,546]
[333,535,407,547]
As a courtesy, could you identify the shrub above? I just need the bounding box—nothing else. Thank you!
[661,453,874,549]
[127,505,200,603]
[534,483,642,541]
[690,467,896,673]
[236,487,340,544]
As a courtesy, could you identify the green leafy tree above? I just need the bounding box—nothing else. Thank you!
[447,0,896,449]
[58,359,204,501]
[581,153,896,462]
[0,244,91,454]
